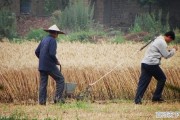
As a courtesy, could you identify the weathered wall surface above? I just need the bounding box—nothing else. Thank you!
[93,0,104,24]
[3,0,46,16]
[110,0,147,30]
[168,0,180,29]
[93,0,180,30]
[0,0,180,29]
[94,0,148,30]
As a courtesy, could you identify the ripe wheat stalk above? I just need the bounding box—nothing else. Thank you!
[0,42,179,103]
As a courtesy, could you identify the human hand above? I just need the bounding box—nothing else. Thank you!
[59,64,62,72]
[173,46,178,51]
[57,61,60,65]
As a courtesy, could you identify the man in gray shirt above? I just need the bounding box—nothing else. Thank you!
[134,31,178,104]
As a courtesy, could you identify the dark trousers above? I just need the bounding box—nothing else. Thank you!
[134,63,166,103]
[39,66,64,104]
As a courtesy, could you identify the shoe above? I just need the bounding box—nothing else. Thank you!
[54,98,65,104]
[39,103,46,105]
[152,98,165,103]
[135,101,142,105]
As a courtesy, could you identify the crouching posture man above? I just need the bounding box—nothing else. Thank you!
[134,31,178,104]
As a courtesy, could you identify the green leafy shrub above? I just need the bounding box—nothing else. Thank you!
[44,0,59,14]
[44,0,69,14]
[0,9,17,39]
[130,21,142,33]
[26,29,48,42]
[59,29,107,43]
[112,34,125,44]
[173,29,180,44]
[130,11,170,35]
[52,0,94,32]
[174,33,180,44]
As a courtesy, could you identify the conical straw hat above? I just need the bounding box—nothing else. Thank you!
[44,24,65,34]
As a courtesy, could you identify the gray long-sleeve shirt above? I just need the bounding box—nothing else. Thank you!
[35,35,59,71]
[141,35,176,65]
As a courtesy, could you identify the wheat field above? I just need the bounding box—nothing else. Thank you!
[0,41,179,103]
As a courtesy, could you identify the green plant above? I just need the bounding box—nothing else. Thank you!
[130,11,170,42]
[52,0,94,32]
[173,33,180,44]
[44,0,58,14]
[112,36,125,44]
[111,32,125,44]
[59,29,107,43]
[0,110,28,120]
[11,38,26,43]
[44,0,69,14]
[131,11,170,34]
[60,31,91,42]
[0,8,17,39]
[130,23,142,33]
[26,29,48,42]
[172,29,180,44]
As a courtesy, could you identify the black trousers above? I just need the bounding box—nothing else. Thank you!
[39,66,64,104]
[134,63,166,103]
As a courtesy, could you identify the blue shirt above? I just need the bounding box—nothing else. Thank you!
[35,35,59,71]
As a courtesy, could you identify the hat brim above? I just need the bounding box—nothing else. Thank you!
[44,29,65,34]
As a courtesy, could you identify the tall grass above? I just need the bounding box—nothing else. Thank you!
[0,8,17,39]
[130,11,170,41]
[51,0,94,32]
[0,42,179,103]
[44,0,69,14]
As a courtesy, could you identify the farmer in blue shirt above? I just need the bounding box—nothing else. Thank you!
[35,25,65,105]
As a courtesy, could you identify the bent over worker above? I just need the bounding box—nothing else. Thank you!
[134,31,178,104]
[35,25,65,105]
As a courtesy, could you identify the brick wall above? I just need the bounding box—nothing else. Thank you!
[1,0,180,29]
[93,0,104,23]
[8,0,20,15]
[4,0,46,16]
[111,0,147,31]
[32,0,46,16]
[93,0,180,30]
[169,0,180,29]
[94,0,148,30]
